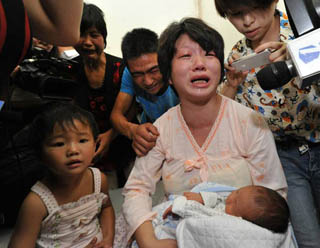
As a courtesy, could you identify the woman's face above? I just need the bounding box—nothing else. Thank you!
[169,34,221,103]
[74,26,105,63]
[227,0,278,45]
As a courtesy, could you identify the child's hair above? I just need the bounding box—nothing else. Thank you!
[29,101,99,157]
[246,186,290,233]
[158,17,225,85]
[121,28,159,66]
[80,3,107,46]
[214,0,276,18]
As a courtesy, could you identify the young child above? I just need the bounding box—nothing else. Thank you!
[9,102,115,248]
[162,185,289,234]
[214,0,320,246]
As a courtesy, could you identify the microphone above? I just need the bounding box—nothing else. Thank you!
[257,28,320,90]
[256,60,296,90]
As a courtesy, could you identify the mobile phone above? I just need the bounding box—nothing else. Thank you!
[231,49,271,71]
[0,100,4,110]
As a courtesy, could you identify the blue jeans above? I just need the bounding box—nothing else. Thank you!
[277,141,320,248]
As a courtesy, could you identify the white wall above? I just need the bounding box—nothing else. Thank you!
[85,0,199,57]
[86,0,287,57]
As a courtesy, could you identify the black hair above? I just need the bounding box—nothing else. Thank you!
[121,28,158,65]
[214,0,276,18]
[158,17,225,85]
[80,3,107,46]
[29,101,99,157]
[247,186,290,233]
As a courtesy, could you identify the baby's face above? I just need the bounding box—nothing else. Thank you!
[225,186,257,219]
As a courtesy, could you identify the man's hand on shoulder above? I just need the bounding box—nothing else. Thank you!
[131,123,159,157]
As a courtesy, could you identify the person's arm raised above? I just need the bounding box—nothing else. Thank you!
[111,92,159,157]
[23,0,83,45]
[219,54,248,99]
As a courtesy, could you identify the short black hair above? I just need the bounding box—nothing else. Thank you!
[121,28,158,65]
[214,0,275,18]
[80,3,107,46]
[158,17,225,85]
[29,101,99,157]
[247,186,290,234]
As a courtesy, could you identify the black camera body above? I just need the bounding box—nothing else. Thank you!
[14,56,79,100]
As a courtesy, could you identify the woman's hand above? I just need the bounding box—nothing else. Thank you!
[94,129,117,160]
[95,132,112,157]
[255,41,287,62]
[135,221,178,248]
[150,239,178,248]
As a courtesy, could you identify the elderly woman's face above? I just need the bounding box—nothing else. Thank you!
[74,26,105,63]
[169,34,221,103]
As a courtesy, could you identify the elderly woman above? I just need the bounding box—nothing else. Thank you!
[73,3,135,186]
[121,17,287,248]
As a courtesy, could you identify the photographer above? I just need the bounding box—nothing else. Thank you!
[0,0,83,227]
[0,0,83,88]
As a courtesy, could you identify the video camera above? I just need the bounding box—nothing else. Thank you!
[14,56,79,101]
[257,0,320,90]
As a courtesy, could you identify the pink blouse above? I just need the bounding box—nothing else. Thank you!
[122,96,287,240]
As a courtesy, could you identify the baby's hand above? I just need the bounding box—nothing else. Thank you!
[163,205,173,219]
[255,41,287,62]
[183,192,204,204]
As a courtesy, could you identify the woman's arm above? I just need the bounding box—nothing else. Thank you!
[8,192,47,248]
[245,112,288,197]
[135,221,177,248]
[122,118,167,244]
[23,0,83,45]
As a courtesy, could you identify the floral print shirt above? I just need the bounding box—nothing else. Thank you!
[221,11,320,142]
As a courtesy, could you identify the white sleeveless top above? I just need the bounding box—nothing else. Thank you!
[32,167,107,248]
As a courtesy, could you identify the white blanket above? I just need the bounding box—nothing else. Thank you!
[176,215,297,248]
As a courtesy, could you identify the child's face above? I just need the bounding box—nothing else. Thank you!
[169,34,221,103]
[42,119,96,177]
[227,1,278,43]
[225,185,257,219]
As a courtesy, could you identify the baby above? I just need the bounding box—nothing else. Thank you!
[163,185,289,234]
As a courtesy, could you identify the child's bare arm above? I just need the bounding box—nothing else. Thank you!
[96,172,115,248]
[8,192,47,248]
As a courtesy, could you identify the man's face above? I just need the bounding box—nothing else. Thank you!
[127,53,164,95]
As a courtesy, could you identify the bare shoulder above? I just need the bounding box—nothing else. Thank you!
[9,191,47,247]
[100,171,109,194]
[20,191,47,218]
